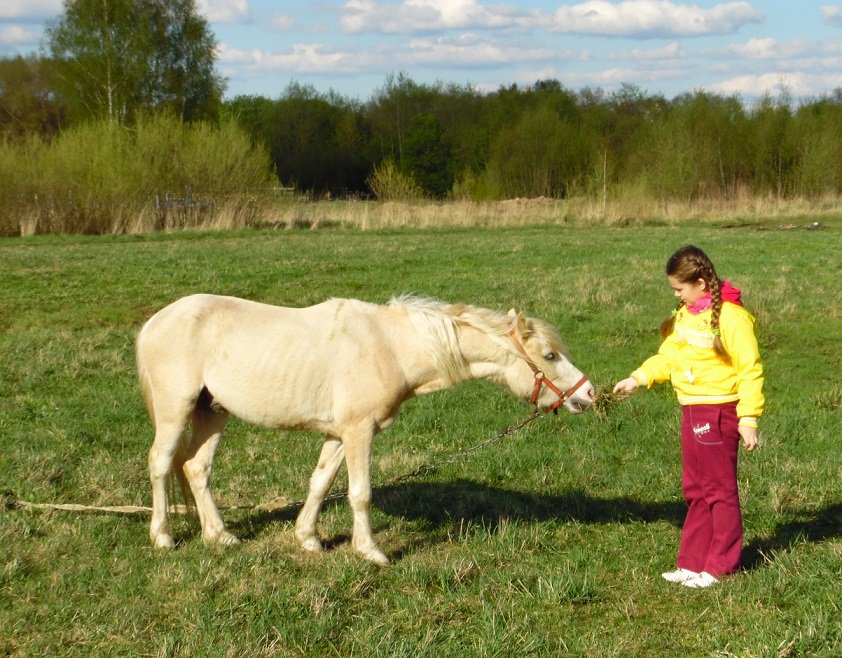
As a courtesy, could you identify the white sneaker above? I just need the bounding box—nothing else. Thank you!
[683,571,720,588]
[661,568,699,583]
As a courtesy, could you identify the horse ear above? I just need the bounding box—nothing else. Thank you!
[509,310,530,337]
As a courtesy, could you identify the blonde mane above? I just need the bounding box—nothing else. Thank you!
[388,294,567,384]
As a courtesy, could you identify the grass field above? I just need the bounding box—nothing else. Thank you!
[1,220,840,657]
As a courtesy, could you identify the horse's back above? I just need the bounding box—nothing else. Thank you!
[137,294,407,429]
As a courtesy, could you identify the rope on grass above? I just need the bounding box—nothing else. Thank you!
[3,389,630,518]
[2,492,294,516]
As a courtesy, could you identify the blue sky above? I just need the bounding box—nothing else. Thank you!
[2,1,842,102]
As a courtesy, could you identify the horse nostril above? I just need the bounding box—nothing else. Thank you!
[588,387,596,400]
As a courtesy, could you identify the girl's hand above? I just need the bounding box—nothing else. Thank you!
[739,425,759,451]
[613,377,639,395]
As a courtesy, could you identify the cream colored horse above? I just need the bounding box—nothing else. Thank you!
[136,294,594,564]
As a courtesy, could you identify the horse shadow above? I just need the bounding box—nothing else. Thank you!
[229,478,688,553]
[373,479,686,527]
[229,481,842,567]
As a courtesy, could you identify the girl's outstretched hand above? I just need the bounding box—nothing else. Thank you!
[613,377,639,395]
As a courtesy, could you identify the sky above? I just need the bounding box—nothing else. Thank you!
[2,1,842,103]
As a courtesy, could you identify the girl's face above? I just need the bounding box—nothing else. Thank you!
[668,275,707,305]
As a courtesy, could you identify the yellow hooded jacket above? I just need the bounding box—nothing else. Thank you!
[631,302,765,428]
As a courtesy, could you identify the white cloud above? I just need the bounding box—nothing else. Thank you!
[401,33,556,67]
[195,0,250,24]
[621,40,686,61]
[215,43,256,65]
[0,24,39,45]
[704,72,842,98]
[217,42,364,75]
[562,65,688,86]
[723,37,810,60]
[726,37,779,59]
[551,1,764,37]
[217,31,558,78]
[269,14,295,31]
[0,1,62,20]
[821,5,842,27]
[341,0,528,33]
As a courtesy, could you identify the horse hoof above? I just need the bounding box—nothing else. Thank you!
[218,531,241,546]
[204,531,240,546]
[153,534,175,550]
[299,537,323,553]
[363,548,390,566]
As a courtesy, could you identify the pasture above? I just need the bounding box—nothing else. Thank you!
[1,221,840,657]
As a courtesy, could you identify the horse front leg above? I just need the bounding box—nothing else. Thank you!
[342,425,389,566]
[295,436,345,554]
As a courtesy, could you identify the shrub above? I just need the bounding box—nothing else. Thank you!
[366,158,424,201]
[0,114,274,235]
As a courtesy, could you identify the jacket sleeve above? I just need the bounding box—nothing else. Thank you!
[631,331,680,388]
[722,306,765,424]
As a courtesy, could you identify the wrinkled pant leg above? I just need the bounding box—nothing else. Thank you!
[677,407,712,572]
[676,404,742,577]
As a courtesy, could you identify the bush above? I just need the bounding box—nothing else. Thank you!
[0,114,274,235]
[366,158,424,200]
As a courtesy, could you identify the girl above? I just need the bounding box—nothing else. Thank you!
[613,245,764,588]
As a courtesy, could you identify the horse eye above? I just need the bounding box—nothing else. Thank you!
[544,352,556,361]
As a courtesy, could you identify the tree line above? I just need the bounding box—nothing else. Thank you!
[223,77,842,203]
[2,0,842,214]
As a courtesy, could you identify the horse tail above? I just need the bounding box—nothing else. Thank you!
[135,324,157,428]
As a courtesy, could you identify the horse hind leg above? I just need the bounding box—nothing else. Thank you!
[182,389,237,546]
[149,417,190,550]
[295,436,345,554]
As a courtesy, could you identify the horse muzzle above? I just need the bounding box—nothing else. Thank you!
[533,373,594,415]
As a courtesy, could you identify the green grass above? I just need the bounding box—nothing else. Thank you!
[1,222,841,657]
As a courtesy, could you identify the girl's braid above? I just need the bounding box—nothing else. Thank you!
[700,261,728,359]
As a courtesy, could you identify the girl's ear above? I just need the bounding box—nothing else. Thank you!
[696,277,708,291]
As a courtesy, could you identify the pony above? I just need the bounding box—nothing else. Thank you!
[136,294,594,564]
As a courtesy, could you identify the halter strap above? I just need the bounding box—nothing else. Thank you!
[508,327,590,413]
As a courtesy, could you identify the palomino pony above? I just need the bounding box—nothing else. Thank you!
[136,294,594,564]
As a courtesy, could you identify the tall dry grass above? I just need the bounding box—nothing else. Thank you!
[251,192,842,231]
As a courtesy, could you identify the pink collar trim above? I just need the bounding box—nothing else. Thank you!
[686,280,743,315]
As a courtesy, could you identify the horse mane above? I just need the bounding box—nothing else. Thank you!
[389,294,568,384]
[390,294,570,376]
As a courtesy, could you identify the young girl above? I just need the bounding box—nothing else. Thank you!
[613,245,764,588]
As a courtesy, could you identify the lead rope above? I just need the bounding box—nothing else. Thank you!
[4,389,629,517]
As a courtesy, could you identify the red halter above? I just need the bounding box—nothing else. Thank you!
[508,327,590,414]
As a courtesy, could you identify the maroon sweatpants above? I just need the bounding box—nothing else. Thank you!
[676,402,743,577]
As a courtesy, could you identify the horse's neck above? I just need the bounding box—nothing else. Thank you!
[396,319,506,396]
[456,324,515,383]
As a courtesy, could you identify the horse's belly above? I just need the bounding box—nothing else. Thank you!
[219,391,335,432]
[204,366,334,432]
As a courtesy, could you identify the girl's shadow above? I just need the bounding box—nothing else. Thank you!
[741,502,842,571]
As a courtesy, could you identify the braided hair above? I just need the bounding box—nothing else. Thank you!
[659,245,728,359]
